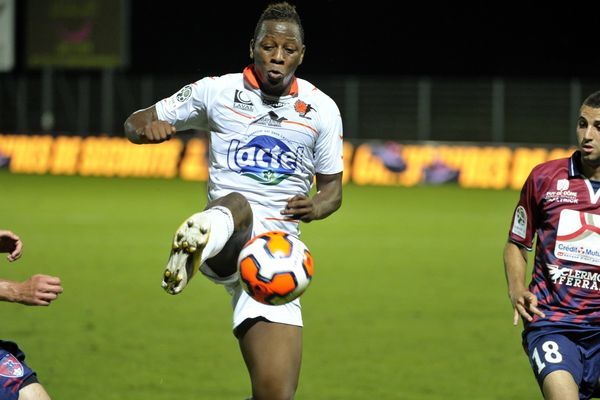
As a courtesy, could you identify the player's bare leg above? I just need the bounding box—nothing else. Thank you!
[162,192,252,294]
[542,370,579,400]
[239,320,302,400]
[18,382,51,400]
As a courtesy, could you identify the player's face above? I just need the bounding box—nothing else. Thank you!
[250,20,305,97]
[577,105,600,168]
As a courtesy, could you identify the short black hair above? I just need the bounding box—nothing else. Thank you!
[253,2,304,44]
[583,91,600,108]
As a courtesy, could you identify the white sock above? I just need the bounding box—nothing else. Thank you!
[199,205,234,264]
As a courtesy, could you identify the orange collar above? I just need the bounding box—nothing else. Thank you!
[243,65,298,97]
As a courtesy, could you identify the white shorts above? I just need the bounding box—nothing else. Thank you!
[199,203,303,332]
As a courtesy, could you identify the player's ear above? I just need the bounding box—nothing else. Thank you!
[249,39,255,60]
[298,45,305,65]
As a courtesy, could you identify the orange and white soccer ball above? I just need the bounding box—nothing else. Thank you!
[237,231,314,305]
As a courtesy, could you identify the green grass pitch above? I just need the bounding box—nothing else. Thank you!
[0,171,541,399]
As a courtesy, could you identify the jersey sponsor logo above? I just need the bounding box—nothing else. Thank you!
[555,209,600,266]
[512,205,527,238]
[544,183,578,203]
[255,111,286,127]
[0,354,24,378]
[294,100,316,119]
[227,135,304,185]
[547,263,600,291]
[262,97,285,108]
[234,90,254,112]
[175,85,192,103]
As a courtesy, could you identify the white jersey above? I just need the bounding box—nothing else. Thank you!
[156,66,344,236]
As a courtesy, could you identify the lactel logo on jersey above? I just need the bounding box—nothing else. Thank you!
[227,136,304,185]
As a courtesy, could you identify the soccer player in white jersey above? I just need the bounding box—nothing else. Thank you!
[124,2,343,399]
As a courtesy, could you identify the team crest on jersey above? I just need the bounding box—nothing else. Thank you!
[233,90,254,112]
[175,85,192,103]
[294,100,315,119]
[557,179,569,191]
[227,135,304,185]
[0,354,24,378]
[511,206,527,239]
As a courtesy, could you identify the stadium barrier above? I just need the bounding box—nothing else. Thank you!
[0,134,575,190]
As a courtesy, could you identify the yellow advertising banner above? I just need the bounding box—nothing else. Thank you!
[0,134,575,190]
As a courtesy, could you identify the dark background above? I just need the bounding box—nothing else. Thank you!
[125,1,597,78]
[12,1,599,78]
[6,0,599,142]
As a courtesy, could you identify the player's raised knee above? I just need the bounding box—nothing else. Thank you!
[211,192,253,229]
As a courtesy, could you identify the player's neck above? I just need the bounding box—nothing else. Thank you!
[259,82,290,98]
[580,159,600,181]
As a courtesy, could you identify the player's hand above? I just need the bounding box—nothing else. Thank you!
[138,121,176,143]
[281,195,317,222]
[0,230,23,262]
[510,289,545,326]
[15,274,64,306]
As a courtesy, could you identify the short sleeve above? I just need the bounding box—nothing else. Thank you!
[508,169,540,250]
[155,78,211,131]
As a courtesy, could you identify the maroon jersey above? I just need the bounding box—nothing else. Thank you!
[509,151,600,328]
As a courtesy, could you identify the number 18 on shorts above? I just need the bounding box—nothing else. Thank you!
[526,331,600,397]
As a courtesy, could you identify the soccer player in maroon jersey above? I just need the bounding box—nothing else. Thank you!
[504,90,600,399]
[0,230,63,400]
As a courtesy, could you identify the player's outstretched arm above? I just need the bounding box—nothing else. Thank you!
[0,230,23,262]
[0,274,63,306]
[124,105,176,144]
[503,241,546,325]
[281,172,342,222]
